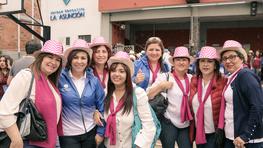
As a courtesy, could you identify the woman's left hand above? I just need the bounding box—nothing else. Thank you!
[93,110,104,126]
[233,137,245,148]
[95,134,104,146]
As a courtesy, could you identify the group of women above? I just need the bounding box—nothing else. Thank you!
[0,36,262,148]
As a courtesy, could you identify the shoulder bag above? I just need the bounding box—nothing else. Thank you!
[148,73,169,119]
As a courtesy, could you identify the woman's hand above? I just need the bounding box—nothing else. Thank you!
[135,69,145,84]
[233,137,245,148]
[10,138,23,148]
[93,110,104,126]
[95,134,104,146]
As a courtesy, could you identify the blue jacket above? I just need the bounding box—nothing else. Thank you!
[231,68,263,142]
[58,68,105,136]
[132,55,170,90]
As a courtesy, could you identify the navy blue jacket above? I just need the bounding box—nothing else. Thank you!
[231,68,263,142]
[132,55,170,90]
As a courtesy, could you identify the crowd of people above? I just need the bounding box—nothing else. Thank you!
[0,36,262,148]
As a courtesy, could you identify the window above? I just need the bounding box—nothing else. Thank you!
[66,37,70,45]
[78,35,91,42]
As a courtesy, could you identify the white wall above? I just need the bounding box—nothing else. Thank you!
[41,0,101,49]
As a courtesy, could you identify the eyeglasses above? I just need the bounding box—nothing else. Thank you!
[221,54,238,62]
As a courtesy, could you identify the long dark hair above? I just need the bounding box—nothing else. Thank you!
[145,37,166,72]
[0,55,10,78]
[196,59,221,80]
[31,53,63,86]
[65,49,90,70]
[104,63,133,115]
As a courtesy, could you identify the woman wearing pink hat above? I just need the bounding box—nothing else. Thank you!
[148,46,193,148]
[89,36,112,92]
[219,40,263,148]
[0,40,64,148]
[102,51,157,148]
[58,39,105,148]
[133,37,170,90]
[189,46,227,148]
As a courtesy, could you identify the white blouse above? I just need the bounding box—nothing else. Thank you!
[104,87,156,148]
[148,72,192,128]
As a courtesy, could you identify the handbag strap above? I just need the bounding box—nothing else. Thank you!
[25,70,34,99]
[164,73,169,100]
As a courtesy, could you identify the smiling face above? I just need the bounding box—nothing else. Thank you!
[110,64,127,88]
[146,43,162,63]
[71,51,88,74]
[0,56,7,69]
[221,50,243,74]
[41,54,61,76]
[199,58,216,77]
[93,45,109,66]
[173,57,190,74]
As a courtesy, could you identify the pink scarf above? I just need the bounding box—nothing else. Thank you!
[30,72,61,148]
[93,68,108,88]
[148,62,160,83]
[172,71,193,122]
[105,95,125,145]
[195,76,214,144]
[218,67,242,129]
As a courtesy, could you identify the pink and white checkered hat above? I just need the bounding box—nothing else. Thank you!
[197,46,219,60]
[169,46,190,64]
[220,40,248,62]
[107,51,134,75]
[34,40,64,61]
[64,39,92,60]
[89,36,111,50]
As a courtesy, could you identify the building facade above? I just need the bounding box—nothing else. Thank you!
[99,0,263,53]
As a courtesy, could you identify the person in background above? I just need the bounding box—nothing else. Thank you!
[261,52,263,81]
[7,39,42,85]
[253,50,261,77]
[147,46,193,148]
[90,36,112,92]
[0,55,10,98]
[218,40,263,148]
[58,39,105,148]
[189,46,227,148]
[247,50,254,70]
[133,37,170,90]
[0,40,64,148]
[102,51,156,148]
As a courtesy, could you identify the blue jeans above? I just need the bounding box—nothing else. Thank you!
[196,133,216,148]
[159,117,192,148]
[225,138,263,148]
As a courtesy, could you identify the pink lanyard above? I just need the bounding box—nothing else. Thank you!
[93,69,107,88]
[148,62,160,83]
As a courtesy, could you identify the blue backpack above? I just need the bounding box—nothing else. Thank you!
[131,87,161,148]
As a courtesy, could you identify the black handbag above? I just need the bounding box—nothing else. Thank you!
[0,71,47,143]
[149,73,169,119]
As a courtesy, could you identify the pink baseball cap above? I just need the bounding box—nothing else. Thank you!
[107,51,134,75]
[34,40,64,61]
[197,46,219,60]
[169,46,190,64]
[220,40,248,62]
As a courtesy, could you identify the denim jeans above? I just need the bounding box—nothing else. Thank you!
[196,133,216,148]
[225,138,263,148]
[159,117,192,148]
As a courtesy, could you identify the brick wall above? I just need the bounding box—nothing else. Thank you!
[0,0,41,52]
